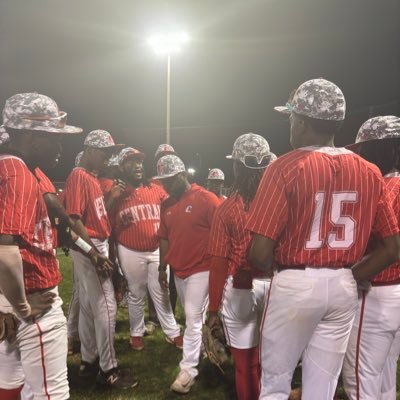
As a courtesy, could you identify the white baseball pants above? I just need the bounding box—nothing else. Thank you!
[259,268,358,400]
[342,284,400,400]
[70,238,117,373]
[117,244,180,338]
[0,288,69,400]
[174,271,209,378]
[66,264,79,340]
[221,276,270,349]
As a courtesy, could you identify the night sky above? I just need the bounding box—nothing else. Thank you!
[0,0,399,185]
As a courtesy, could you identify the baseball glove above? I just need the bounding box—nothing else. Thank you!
[0,312,19,344]
[202,319,229,374]
[112,271,128,304]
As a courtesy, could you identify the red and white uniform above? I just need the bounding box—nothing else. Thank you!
[159,184,220,378]
[114,183,180,339]
[0,155,68,399]
[246,147,399,400]
[64,167,110,239]
[63,167,117,373]
[208,193,269,400]
[343,172,400,400]
[34,167,58,249]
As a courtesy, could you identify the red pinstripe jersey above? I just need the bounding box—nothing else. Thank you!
[208,193,264,278]
[158,184,220,278]
[113,182,167,252]
[372,173,400,284]
[34,167,58,248]
[246,146,399,268]
[0,156,60,293]
[63,167,111,239]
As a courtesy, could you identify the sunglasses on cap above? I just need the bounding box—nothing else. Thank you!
[241,154,271,169]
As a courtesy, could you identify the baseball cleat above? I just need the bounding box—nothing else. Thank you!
[170,370,195,394]
[97,368,139,390]
[78,360,99,378]
[129,336,145,351]
[165,334,183,349]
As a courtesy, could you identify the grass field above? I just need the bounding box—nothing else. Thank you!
[58,253,400,399]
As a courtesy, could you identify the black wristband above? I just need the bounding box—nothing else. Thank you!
[158,265,167,272]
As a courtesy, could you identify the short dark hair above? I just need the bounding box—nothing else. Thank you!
[297,113,344,136]
[357,138,400,175]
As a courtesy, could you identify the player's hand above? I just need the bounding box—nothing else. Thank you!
[207,311,219,330]
[109,180,126,200]
[0,312,20,343]
[90,252,115,277]
[158,271,168,289]
[27,291,57,320]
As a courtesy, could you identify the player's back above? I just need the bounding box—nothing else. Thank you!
[255,145,389,268]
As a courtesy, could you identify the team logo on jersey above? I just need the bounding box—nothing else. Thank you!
[95,196,107,219]
[120,204,160,225]
[185,205,192,213]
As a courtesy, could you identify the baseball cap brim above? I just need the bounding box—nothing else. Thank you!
[152,171,182,180]
[4,123,83,135]
[273,105,291,115]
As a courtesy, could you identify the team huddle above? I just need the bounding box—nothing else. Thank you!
[0,78,399,400]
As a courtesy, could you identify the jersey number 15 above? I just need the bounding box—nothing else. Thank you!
[305,191,357,250]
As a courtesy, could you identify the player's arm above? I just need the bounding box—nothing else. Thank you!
[70,216,114,276]
[0,235,54,320]
[249,234,276,272]
[352,234,400,282]
[208,256,229,329]
[105,180,125,213]
[158,238,169,289]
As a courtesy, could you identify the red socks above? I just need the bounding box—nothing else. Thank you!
[0,385,23,400]
[230,346,261,400]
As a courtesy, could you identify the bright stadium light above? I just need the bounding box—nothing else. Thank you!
[147,31,189,55]
[148,31,190,145]
[187,167,196,175]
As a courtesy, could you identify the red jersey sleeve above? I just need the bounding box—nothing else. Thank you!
[0,157,37,242]
[246,164,289,240]
[208,205,230,258]
[158,199,171,239]
[63,169,88,218]
[34,168,56,195]
[202,191,221,227]
[371,182,399,239]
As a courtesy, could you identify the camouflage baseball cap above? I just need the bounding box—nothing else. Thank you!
[0,127,10,146]
[154,144,176,159]
[153,155,185,180]
[118,147,145,166]
[208,168,225,180]
[84,129,124,149]
[275,79,346,121]
[2,93,82,134]
[108,153,120,167]
[356,116,400,143]
[74,151,83,167]
[226,133,273,169]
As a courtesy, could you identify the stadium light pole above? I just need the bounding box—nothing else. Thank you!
[148,31,189,145]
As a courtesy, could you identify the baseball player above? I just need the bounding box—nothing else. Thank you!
[207,133,274,400]
[207,168,226,201]
[0,93,83,400]
[63,129,138,389]
[153,143,178,320]
[106,147,182,350]
[342,116,400,400]
[156,154,220,394]
[245,79,400,399]
[65,151,84,354]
